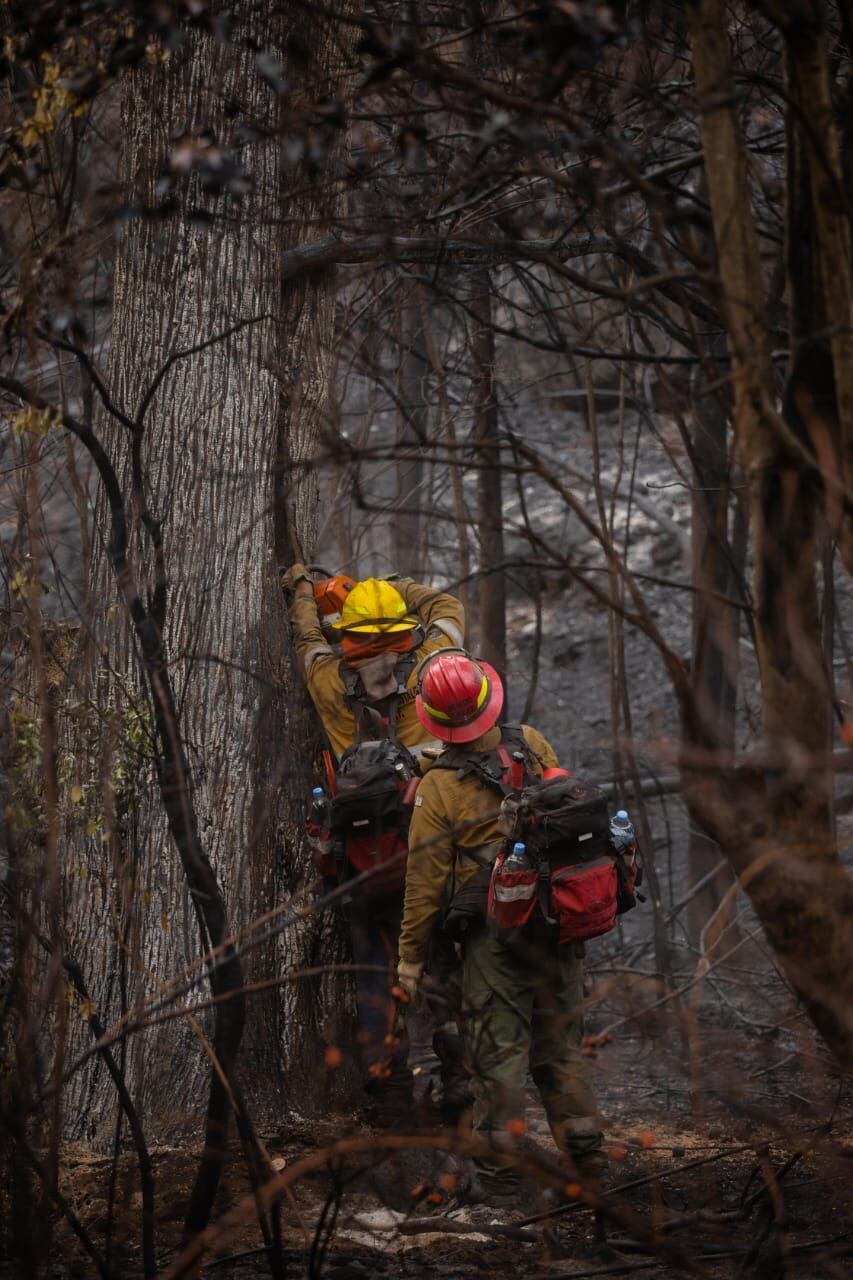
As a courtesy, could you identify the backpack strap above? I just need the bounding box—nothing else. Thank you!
[499,723,526,755]
[429,743,505,792]
[494,723,541,788]
[386,652,413,739]
[340,662,368,740]
[393,648,420,699]
[430,724,537,795]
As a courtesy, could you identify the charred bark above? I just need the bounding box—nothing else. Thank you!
[469,266,507,680]
[392,288,430,577]
[687,334,741,944]
[685,0,853,1068]
[57,1,353,1146]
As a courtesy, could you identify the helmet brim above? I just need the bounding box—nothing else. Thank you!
[415,661,504,743]
[331,615,419,633]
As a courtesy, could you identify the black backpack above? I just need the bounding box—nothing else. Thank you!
[330,738,419,838]
[490,776,642,943]
[305,739,420,900]
[499,776,611,868]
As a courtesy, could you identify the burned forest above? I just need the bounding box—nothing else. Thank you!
[1,1,853,1278]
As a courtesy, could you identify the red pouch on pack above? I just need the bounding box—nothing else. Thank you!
[487,852,538,936]
[306,820,337,879]
[550,858,619,943]
[345,830,407,900]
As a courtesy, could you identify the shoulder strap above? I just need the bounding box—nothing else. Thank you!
[393,648,419,693]
[426,724,541,793]
[497,723,541,786]
[499,723,525,754]
[338,661,370,744]
[430,743,508,795]
[339,660,363,710]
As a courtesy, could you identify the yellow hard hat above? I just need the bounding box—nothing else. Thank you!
[332,578,418,633]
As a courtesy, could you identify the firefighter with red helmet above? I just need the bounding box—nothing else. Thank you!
[398,650,602,1203]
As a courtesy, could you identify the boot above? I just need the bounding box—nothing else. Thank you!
[570,1147,609,1183]
[363,1061,414,1128]
[442,1168,520,1213]
[433,1023,474,1119]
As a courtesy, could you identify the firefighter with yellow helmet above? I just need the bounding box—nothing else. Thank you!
[283,570,465,759]
[281,564,467,1121]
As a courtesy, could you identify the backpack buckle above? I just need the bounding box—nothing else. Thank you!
[537,860,556,925]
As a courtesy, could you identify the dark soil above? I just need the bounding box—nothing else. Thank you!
[27,970,853,1278]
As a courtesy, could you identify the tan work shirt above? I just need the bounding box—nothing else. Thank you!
[289,578,465,759]
[399,725,558,967]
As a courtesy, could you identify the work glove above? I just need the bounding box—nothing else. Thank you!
[280,562,314,595]
[395,959,423,1005]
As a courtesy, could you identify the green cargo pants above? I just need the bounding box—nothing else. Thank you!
[462,925,602,1188]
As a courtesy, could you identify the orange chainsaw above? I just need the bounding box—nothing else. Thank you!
[312,572,356,619]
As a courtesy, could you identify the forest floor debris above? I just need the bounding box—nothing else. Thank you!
[23,984,852,1279]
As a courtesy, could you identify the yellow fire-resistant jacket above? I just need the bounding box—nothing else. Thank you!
[288,578,465,759]
[398,724,558,968]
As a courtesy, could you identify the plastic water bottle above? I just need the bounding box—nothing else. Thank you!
[505,841,529,870]
[609,809,634,853]
[311,786,327,823]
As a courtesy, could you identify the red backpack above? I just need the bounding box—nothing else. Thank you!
[430,726,641,945]
[305,654,421,900]
[488,776,641,944]
[306,738,422,900]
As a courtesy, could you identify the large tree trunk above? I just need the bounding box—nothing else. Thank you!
[392,287,430,577]
[685,0,853,1069]
[687,333,741,944]
[773,0,853,573]
[469,266,507,680]
[61,2,352,1143]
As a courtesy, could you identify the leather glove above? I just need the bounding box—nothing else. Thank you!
[280,562,314,594]
[395,959,423,1005]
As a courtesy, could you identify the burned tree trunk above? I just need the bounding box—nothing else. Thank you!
[60,2,353,1142]
[686,338,741,944]
[392,287,430,577]
[775,0,853,573]
[469,266,507,679]
[684,0,853,1068]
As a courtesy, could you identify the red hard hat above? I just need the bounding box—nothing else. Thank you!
[415,650,504,743]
